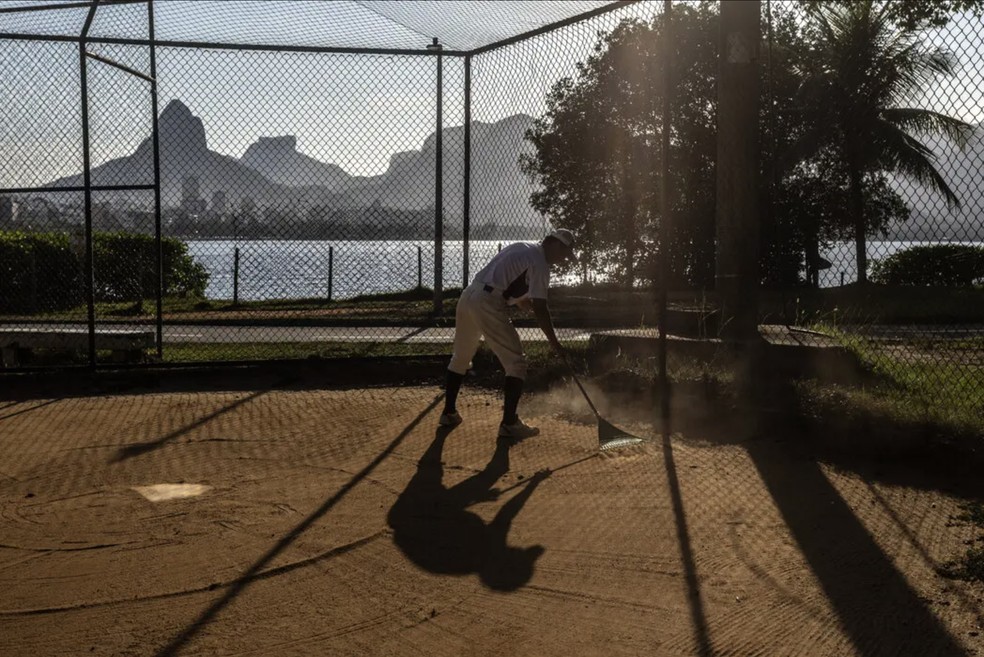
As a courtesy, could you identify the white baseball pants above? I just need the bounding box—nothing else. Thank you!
[448,281,527,380]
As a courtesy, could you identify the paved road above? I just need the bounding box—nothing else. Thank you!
[1,323,596,344]
[162,325,597,343]
[8,322,977,347]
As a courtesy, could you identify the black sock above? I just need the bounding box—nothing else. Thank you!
[444,370,464,414]
[502,376,523,425]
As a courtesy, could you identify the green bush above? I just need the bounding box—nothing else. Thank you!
[93,232,208,302]
[0,231,83,313]
[0,230,208,313]
[871,244,984,287]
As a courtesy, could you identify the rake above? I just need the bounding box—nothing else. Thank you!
[563,361,645,451]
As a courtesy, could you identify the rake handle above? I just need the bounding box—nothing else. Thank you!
[554,349,600,419]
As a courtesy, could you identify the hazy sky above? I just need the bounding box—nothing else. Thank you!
[0,0,649,189]
[1,1,981,190]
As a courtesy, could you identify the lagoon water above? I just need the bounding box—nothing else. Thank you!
[186,240,506,302]
[186,239,981,301]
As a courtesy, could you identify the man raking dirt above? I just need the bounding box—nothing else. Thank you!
[440,229,575,439]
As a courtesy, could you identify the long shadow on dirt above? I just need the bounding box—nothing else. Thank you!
[747,433,968,657]
[0,398,65,423]
[152,394,444,657]
[388,426,549,592]
[661,430,714,657]
[110,389,269,463]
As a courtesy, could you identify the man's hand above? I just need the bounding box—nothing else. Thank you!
[514,297,533,312]
[531,298,564,354]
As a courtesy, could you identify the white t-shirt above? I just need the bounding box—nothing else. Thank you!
[476,242,550,301]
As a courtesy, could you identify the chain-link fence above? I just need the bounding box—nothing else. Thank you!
[754,0,984,433]
[0,0,658,369]
[1,0,982,431]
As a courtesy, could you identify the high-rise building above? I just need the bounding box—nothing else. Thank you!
[181,175,200,203]
[211,190,227,215]
[180,175,207,215]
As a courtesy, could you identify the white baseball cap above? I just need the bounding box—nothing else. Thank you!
[547,228,575,250]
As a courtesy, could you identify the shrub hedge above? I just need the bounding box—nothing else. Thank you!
[871,244,984,287]
[93,232,209,303]
[0,230,208,313]
[0,231,81,313]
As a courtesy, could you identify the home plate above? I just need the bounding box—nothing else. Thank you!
[132,483,211,502]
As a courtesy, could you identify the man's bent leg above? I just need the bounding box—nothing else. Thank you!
[473,298,538,437]
[445,370,465,415]
[498,373,539,439]
[445,287,482,418]
[502,376,523,426]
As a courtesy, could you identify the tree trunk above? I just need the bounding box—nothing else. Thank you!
[624,201,636,288]
[621,162,637,288]
[848,165,867,285]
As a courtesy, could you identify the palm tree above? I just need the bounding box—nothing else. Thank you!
[794,0,973,284]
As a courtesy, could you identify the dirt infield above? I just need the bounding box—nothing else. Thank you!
[1,381,982,656]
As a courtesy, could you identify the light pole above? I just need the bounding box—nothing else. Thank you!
[715,0,761,340]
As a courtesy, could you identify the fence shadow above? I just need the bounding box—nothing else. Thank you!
[1,359,448,403]
[110,389,269,463]
[661,431,714,657]
[746,432,967,656]
[0,397,64,423]
[387,427,548,592]
[153,394,443,657]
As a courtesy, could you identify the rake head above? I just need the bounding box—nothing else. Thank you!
[598,417,644,451]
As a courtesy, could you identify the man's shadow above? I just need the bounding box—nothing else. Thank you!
[387,427,548,591]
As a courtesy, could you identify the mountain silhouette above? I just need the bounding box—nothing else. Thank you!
[47,100,291,209]
[241,136,352,192]
[888,124,984,241]
[43,99,547,238]
[330,113,543,237]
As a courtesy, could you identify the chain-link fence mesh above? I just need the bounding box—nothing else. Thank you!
[0,1,652,369]
[1,0,982,434]
[753,1,984,432]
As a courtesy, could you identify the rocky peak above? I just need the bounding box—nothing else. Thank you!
[420,114,533,153]
[242,136,299,161]
[157,99,207,152]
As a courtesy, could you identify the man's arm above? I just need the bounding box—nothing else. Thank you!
[513,296,533,311]
[531,298,563,353]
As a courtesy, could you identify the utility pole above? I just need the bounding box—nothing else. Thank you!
[715,0,761,340]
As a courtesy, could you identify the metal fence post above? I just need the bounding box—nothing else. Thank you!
[148,0,164,359]
[658,0,673,430]
[327,245,333,302]
[463,54,472,289]
[80,2,99,368]
[428,38,444,313]
[417,245,422,289]
[233,246,240,305]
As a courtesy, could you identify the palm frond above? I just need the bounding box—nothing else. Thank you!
[813,3,839,42]
[882,43,958,103]
[870,120,962,208]
[881,107,975,149]
[872,0,894,24]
